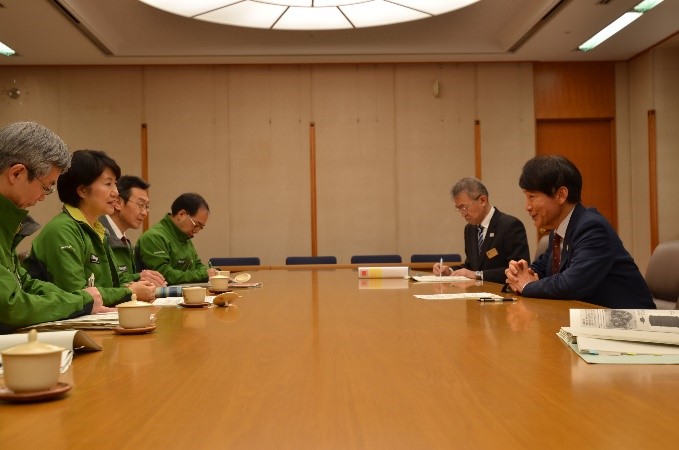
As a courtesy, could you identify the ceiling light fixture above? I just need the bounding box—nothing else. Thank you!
[0,41,16,56]
[578,0,664,52]
[138,0,480,30]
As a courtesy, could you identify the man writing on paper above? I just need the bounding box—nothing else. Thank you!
[99,175,166,287]
[0,122,112,334]
[137,193,218,285]
[434,177,530,283]
[504,155,655,309]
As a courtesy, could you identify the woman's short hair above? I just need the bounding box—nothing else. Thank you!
[57,149,121,207]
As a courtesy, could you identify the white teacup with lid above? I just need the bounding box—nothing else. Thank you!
[116,294,154,328]
[1,329,63,393]
[209,275,230,291]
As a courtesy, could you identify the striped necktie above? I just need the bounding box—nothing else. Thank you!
[477,225,484,255]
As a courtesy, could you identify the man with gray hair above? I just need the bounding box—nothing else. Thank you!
[434,177,530,283]
[0,121,111,333]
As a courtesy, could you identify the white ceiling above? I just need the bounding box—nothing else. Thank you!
[1,0,678,65]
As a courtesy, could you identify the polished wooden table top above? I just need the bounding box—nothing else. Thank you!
[2,269,678,449]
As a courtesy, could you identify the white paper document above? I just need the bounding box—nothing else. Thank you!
[412,275,474,283]
[414,292,503,301]
[152,296,219,306]
[22,312,120,331]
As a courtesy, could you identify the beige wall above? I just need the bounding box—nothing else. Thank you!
[1,60,675,267]
[624,45,679,271]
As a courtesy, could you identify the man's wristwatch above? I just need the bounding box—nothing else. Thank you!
[475,271,483,280]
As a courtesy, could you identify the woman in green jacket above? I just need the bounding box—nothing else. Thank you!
[25,150,156,305]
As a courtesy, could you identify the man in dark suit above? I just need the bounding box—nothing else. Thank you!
[434,177,529,283]
[505,155,655,309]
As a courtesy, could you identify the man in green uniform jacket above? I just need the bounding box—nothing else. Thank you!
[99,175,165,287]
[137,193,218,285]
[0,122,110,334]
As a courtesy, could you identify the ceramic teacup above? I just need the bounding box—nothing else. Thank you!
[217,270,231,279]
[117,298,154,328]
[209,275,230,291]
[1,330,63,393]
[183,286,207,304]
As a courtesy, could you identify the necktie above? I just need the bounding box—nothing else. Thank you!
[551,234,562,274]
[477,225,485,255]
[121,236,131,247]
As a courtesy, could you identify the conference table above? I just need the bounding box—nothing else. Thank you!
[1,269,678,449]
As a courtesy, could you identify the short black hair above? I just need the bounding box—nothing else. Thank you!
[519,155,582,203]
[171,193,209,216]
[57,149,121,207]
[117,175,150,201]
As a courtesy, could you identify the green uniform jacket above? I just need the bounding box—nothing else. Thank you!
[25,206,132,306]
[137,214,209,285]
[0,195,93,334]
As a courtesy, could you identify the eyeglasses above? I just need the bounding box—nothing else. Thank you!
[24,166,55,196]
[455,197,480,214]
[188,215,205,230]
[129,199,151,211]
[36,177,55,196]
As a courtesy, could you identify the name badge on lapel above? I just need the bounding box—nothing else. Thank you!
[486,248,498,259]
[118,265,129,273]
[89,254,100,264]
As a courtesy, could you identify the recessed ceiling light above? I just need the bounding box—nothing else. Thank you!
[138,0,480,30]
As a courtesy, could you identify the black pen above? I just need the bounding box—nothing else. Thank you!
[478,297,516,302]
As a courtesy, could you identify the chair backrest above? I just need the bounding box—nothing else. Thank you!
[410,253,462,263]
[534,235,550,260]
[645,240,679,309]
[286,256,337,265]
[350,254,402,264]
[209,257,261,267]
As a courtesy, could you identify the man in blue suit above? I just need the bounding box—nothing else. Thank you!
[505,155,655,309]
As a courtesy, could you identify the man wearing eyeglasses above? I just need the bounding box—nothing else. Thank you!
[434,177,530,283]
[137,192,218,285]
[0,121,112,333]
[99,175,166,287]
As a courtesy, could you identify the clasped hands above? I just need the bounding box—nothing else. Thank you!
[505,259,538,294]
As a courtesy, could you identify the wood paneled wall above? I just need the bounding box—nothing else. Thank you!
[4,58,675,268]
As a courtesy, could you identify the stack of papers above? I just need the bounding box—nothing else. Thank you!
[558,309,679,364]
[21,312,120,331]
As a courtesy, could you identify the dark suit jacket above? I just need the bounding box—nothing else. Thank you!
[463,208,530,283]
[524,204,655,309]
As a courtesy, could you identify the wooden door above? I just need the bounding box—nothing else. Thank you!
[536,119,617,230]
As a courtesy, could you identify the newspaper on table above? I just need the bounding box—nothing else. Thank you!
[558,309,679,362]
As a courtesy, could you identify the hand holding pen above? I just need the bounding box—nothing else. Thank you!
[433,259,448,276]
